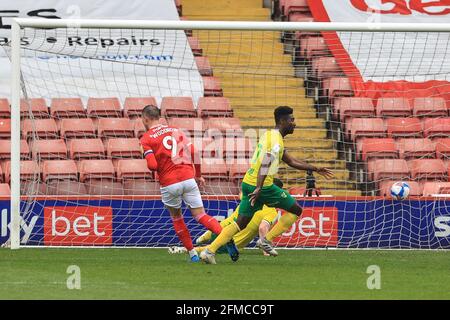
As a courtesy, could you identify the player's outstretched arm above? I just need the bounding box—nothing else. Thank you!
[282,150,334,180]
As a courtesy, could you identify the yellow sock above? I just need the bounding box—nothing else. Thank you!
[266,213,298,242]
[197,231,212,243]
[207,222,240,253]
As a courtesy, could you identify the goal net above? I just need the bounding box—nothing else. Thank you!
[4,19,450,249]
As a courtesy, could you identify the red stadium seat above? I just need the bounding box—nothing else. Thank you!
[20,98,49,118]
[2,160,40,184]
[376,97,412,117]
[423,118,450,139]
[201,181,240,195]
[224,137,254,159]
[180,16,192,37]
[0,99,10,118]
[205,117,243,138]
[397,138,435,160]
[79,159,115,182]
[300,36,329,59]
[378,180,422,197]
[413,97,447,117]
[202,76,223,97]
[42,160,78,182]
[87,97,122,118]
[201,158,228,180]
[50,98,85,118]
[0,183,10,196]
[367,159,410,181]
[229,163,250,182]
[167,117,204,137]
[335,97,374,122]
[69,139,105,160]
[359,138,398,162]
[22,119,58,141]
[435,138,450,159]
[187,36,203,56]
[123,97,157,118]
[60,118,96,139]
[97,118,134,139]
[161,97,196,118]
[46,180,88,196]
[0,165,3,183]
[20,181,48,196]
[31,139,68,160]
[123,179,161,195]
[0,140,30,160]
[282,0,310,19]
[347,118,385,141]
[0,119,10,138]
[195,56,213,76]
[322,77,354,101]
[197,97,233,118]
[201,138,223,158]
[312,57,343,79]
[386,118,422,138]
[422,182,450,196]
[85,180,124,195]
[408,159,447,181]
[435,82,450,109]
[106,138,142,159]
[116,159,152,180]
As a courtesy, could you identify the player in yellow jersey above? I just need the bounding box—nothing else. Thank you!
[200,106,334,264]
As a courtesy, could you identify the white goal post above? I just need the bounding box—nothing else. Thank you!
[8,18,450,250]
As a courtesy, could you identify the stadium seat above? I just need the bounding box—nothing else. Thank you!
[359,138,398,162]
[161,97,196,118]
[224,137,254,159]
[106,138,142,159]
[123,97,157,118]
[229,163,250,183]
[202,76,223,97]
[367,159,410,181]
[386,118,422,138]
[396,138,435,160]
[60,118,96,139]
[187,36,203,56]
[2,160,40,184]
[202,181,240,196]
[312,57,343,79]
[87,97,122,118]
[201,158,228,180]
[0,99,10,118]
[20,181,48,196]
[422,182,450,196]
[175,0,182,15]
[322,77,354,101]
[376,97,412,117]
[408,159,447,181]
[195,56,213,76]
[97,118,134,139]
[435,138,450,159]
[79,159,116,182]
[197,97,232,118]
[378,180,422,197]
[167,117,204,137]
[0,119,10,138]
[423,118,450,139]
[22,118,59,141]
[123,179,161,195]
[0,183,10,196]
[180,16,192,37]
[282,0,310,19]
[335,97,375,122]
[0,140,30,160]
[69,138,106,160]
[20,98,49,118]
[42,160,78,182]
[116,159,152,180]
[300,36,329,60]
[46,180,88,196]
[133,118,147,139]
[435,82,450,109]
[201,138,223,158]
[347,118,385,141]
[31,139,68,160]
[50,98,85,118]
[205,117,243,138]
[413,97,447,117]
[0,165,3,183]
[85,180,125,196]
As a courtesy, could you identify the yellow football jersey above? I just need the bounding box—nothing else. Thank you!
[242,129,284,187]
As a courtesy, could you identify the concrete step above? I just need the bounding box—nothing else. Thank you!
[184,0,263,8]
[283,139,334,149]
[233,109,316,119]
[219,75,304,88]
[284,149,338,161]
[186,15,270,21]
[195,30,282,41]
[241,118,325,128]
[213,67,295,76]
[281,179,357,191]
[278,168,350,181]
[229,96,313,106]
[184,7,270,16]
[280,159,347,169]
[224,87,305,98]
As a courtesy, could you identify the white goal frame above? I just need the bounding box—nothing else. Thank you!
[9,18,450,249]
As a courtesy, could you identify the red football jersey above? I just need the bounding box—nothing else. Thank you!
[140,124,196,187]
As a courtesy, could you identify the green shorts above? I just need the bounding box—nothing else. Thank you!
[238,182,297,218]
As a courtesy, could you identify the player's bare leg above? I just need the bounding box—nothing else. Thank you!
[258,220,274,256]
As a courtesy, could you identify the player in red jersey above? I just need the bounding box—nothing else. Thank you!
[140,105,239,262]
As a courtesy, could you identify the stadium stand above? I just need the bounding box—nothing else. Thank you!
[50,98,86,118]
[0,98,10,118]
[20,98,49,118]
[161,97,196,118]
[123,97,157,118]
[197,97,233,118]
[87,97,122,118]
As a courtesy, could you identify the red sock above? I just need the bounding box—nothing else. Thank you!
[195,213,223,235]
[172,217,194,251]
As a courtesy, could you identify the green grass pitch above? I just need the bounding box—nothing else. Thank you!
[1,248,449,299]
